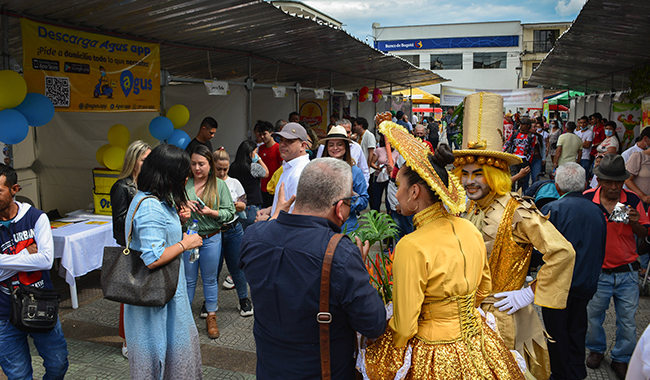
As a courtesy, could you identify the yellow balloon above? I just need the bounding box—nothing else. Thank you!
[0,70,27,109]
[167,104,190,129]
[107,124,130,148]
[96,144,111,167]
[103,146,126,171]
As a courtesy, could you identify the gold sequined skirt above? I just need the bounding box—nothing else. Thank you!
[363,319,525,380]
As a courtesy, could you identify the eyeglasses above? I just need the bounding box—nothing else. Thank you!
[333,192,359,207]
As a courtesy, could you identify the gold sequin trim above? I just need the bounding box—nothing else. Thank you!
[413,202,448,230]
[489,197,533,293]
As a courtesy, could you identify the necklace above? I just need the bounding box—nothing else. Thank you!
[413,202,448,230]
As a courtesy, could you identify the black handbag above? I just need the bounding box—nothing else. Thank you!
[10,284,60,333]
[101,195,180,307]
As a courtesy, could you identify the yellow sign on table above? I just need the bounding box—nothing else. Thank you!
[21,19,160,112]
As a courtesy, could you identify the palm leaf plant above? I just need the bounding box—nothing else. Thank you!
[348,210,399,303]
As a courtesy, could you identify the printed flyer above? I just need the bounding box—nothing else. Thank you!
[21,19,160,112]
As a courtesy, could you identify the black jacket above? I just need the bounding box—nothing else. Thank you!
[110,176,137,246]
[540,192,607,299]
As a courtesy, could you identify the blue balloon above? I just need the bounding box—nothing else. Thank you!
[13,93,55,127]
[167,129,191,150]
[149,116,174,140]
[0,109,29,144]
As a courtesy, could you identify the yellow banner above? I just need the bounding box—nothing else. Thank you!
[299,99,328,137]
[21,19,160,112]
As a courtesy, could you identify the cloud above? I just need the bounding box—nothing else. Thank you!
[555,0,586,16]
[300,0,575,40]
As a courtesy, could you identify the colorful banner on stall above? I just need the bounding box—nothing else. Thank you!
[21,19,160,112]
[440,85,544,109]
[642,97,650,130]
[299,99,328,136]
[612,103,641,151]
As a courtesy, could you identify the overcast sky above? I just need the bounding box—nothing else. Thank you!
[301,0,587,42]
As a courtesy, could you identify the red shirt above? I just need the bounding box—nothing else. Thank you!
[584,187,650,268]
[259,142,282,193]
[591,123,605,156]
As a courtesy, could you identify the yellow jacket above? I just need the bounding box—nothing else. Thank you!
[390,206,491,347]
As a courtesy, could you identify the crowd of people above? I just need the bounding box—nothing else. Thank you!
[2,93,650,380]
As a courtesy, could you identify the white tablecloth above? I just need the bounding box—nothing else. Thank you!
[52,218,119,287]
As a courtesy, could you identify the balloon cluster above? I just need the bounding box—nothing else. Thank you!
[0,70,55,145]
[359,86,370,102]
[149,104,191,149]
[96,124,130,170]
[372,88,383,103]
[358,87,383,103]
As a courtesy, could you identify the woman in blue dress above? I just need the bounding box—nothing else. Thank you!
[321,125,369,232]
[123,144,204,380]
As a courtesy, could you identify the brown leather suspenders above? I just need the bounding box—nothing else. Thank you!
[319,234,344,380]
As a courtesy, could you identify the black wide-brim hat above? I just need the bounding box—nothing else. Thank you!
[593,154,630,181]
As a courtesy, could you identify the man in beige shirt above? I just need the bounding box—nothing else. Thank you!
[554,122,584,169]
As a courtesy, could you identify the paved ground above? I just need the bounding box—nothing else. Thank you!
[4,173,650,380]
[3,263,650,380]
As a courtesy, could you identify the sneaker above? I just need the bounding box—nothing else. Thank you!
[223,275,235,289]
[199,302,208,318]
[121,342,128,359]
[238,298,254,317]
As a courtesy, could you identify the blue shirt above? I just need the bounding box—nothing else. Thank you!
[239,212,386,380]
[343,165,369,233]
[541,192,607,299]
[125,192,182,266]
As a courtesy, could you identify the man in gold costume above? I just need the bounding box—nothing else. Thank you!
[452,92,576,380]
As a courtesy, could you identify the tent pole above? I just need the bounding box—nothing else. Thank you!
[247,56,253,140]
[1,11,12,167]
[295,83,301,115]
[373,79,377,125]
[2,12,8,70]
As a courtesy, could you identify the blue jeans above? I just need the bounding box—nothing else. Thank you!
[370,179,388,212]
[530,158,543,184]
[389,209,413,243]
[0,319,68,380]
[586,270,639,362]
[217,222,249,300]
[241,205,259,231]
[183,232,222,312]
[580,159,591,179]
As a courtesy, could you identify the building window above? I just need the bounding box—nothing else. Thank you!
[473,52,507,69]
[430,54,463,70]
[398,55,420,67]
[533,30,559,53]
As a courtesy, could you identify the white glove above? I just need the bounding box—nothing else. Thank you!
[493,287,535,315]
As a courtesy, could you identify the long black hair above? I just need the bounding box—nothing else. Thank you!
[137,144,191,211]
[229,140,257,180]
[401,144,455,203]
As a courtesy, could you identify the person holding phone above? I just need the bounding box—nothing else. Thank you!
[184,145,235,339]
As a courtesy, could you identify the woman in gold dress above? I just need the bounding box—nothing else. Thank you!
[360,119,524,380]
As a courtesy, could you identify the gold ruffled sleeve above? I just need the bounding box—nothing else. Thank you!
[389,238,428,348]
[512,204,576,309]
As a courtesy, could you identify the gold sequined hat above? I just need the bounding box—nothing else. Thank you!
[452,92,522,170]
[376,113,466,214]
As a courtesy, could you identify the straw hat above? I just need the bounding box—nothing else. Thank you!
[453,92,522,170]
[320,125,352,143]
[376,113,466,214]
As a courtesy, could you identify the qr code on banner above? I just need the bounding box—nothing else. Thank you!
[44,76,70,107]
